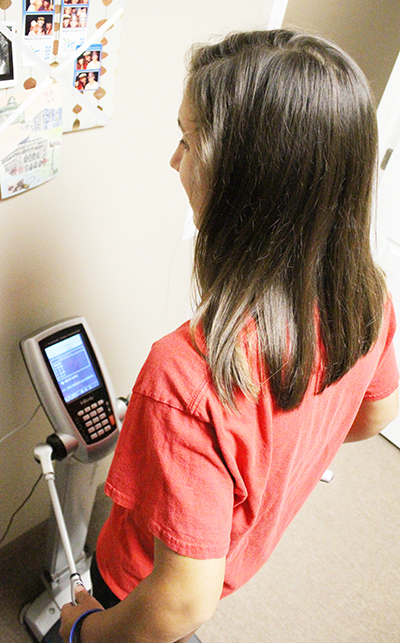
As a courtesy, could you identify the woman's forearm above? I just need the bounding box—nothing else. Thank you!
[61,539,225,643]
[80,572,208,643]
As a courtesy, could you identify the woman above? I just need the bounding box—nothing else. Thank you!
[85,72,99,90]
[60,29,398,643]
[87,51,101,69]
[26,0,44,11]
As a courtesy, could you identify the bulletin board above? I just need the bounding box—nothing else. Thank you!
[0,0,124,198]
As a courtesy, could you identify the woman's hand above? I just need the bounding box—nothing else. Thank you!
[59,586,104,643]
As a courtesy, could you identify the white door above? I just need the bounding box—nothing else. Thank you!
[376,51,400,448]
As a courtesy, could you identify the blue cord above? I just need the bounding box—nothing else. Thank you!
[69,609,103,643]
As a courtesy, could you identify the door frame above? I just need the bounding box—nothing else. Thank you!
[376,50,400,448]
[377,49,400,181]
[263,0,290,28]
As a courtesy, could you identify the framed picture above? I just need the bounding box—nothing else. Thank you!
[0,23,16,89]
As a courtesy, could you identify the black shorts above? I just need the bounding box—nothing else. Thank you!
[90,551,121,609]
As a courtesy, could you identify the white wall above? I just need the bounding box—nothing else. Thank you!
[0,0,269,548]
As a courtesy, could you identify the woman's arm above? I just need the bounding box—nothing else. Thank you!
[60,537,226,643]
[344,388,399,442]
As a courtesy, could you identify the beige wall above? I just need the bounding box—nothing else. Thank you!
[283,0,400,103]
[0,1,270,548]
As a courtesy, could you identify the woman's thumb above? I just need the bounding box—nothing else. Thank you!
[74,584,89,603]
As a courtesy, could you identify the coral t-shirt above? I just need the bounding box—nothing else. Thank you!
[97,300,398,599]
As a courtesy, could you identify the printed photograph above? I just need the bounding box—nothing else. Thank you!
[76,48,101,70]
[25,14,54,37]
[0,27,15,86]
[74,70,99,91]
[62,7,87,29]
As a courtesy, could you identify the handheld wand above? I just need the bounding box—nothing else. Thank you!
[34,440,86,605]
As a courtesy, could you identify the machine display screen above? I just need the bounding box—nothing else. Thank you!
[44,332,100,403]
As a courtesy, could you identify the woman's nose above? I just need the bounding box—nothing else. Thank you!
[170,145,182,172]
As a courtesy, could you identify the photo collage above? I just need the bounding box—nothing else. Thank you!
[19,1,101,93]
[0,0,123,138]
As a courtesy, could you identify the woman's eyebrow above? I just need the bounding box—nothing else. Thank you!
[177,117,195,136]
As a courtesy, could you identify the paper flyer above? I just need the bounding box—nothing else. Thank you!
[0,83,62,198]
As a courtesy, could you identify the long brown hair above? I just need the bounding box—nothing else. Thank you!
[187,30,386,410]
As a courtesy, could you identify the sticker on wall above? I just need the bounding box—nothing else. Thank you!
[22,0,55,66]
[0,83,62,198]
[0,22,17,88]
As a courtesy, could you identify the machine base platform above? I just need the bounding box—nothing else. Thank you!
[21,562,91,643]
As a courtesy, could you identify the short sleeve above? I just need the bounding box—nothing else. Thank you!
[364,298,399,401]
[105,392,234,560]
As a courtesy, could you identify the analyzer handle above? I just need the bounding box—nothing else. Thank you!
[34,443,87,604]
